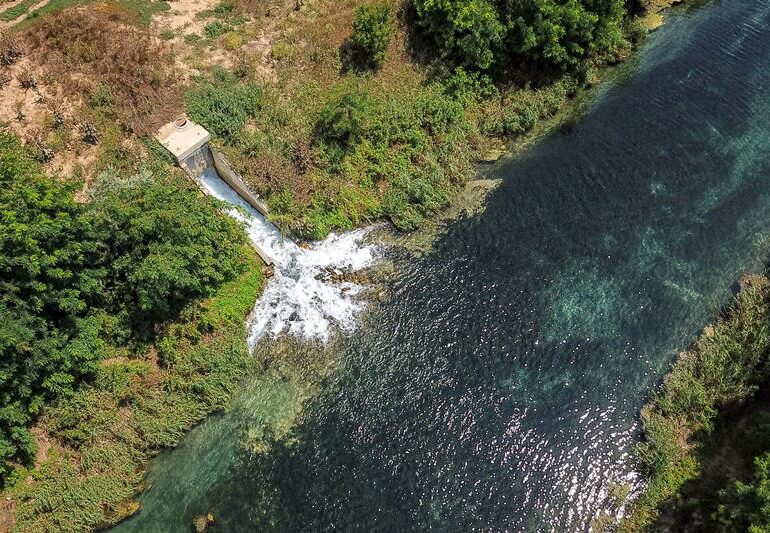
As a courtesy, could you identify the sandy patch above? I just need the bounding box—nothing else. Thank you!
[157,0,218,35]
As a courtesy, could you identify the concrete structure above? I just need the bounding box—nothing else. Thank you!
[155,117,274,267]
[212,149,270,217]
[155,116,210,162]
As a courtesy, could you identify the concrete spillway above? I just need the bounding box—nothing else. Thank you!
[156,117,273,265]
[155,116,381,342]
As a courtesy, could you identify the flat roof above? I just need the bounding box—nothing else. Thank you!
[155,117,211,162]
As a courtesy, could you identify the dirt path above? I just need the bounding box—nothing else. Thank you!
[0,0,48,30]
[151,0,298,83]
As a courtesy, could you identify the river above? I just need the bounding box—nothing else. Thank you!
[115,1,770,530]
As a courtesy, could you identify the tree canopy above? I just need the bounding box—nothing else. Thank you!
[0,133,247,484]
[413,0,628,72]
[0,133,105,480]
[351,3,395,68]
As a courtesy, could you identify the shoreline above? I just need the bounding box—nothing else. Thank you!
[619,273,770,531]
[0,0,696,530]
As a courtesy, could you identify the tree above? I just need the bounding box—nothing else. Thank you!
[90,172,246,330]
[351,3,395,68]
[0,132,249,484]
[413,0,627,73]
[716,452,770,532]
[0,133,105,481]
[414,0,505,70]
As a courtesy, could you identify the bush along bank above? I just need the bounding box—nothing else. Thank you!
[0,130,265,531]
[176,0,655,241]
[621,274,770,531]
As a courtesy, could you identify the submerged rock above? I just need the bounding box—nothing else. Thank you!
[193,512,215,532]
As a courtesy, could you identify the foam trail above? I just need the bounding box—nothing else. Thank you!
[199,168,379,344]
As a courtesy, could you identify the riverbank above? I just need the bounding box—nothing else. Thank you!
[619,273,770,531]
[1,247,265,532]
[0,0,695,530]
[0,0,661,240]
[13,0,765,529]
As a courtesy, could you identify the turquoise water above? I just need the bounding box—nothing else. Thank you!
[115,1,770,530]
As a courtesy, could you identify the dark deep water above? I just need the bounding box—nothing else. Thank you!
[116,1,770,530]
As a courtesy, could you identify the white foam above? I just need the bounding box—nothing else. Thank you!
[199,168,379,344]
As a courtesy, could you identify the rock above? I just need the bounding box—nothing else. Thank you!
[479,149,505,163]
[193,512,215,532]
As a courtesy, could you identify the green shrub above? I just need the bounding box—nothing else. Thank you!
[89,83,116,111]
[221,30,244,50]
[309,81,472,233]
[204,20,230,39]
[212,0,237,16]
[413,0,628,72]
[716,451,770,531]
[350,3,394,68]
[186,79,263,141]
[443,66,498,105]
[479,78,577,137]
[0,133,106,483]
[89,171,247,329]
[314,87,375,156]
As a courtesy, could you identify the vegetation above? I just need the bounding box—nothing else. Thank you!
[8,251,263,531]
[716,451,770,532]
[0,0,37,22]
[0,0,669,528]
[185,72,263,141]
[412,0,629,73]
[25,9,180,132]
[0,131,254,492]
[0,133,104,482]
[622,274,770,531]
[313,81,472,232]
[349,3,395,68]
[90,169,246,331]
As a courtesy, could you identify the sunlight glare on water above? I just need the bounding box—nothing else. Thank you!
[115,1,770,531]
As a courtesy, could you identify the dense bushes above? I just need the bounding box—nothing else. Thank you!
[10,254,264,532]
[0,134,105,481]
[350,3,394,68]
[624,275,770,530]
[185,72,263,141]
[715,451,770,531]
[312,81,473,232]
[413,0,628,73]
[90,169,246,330]
[479,76,580,136]
[0,132,248,485]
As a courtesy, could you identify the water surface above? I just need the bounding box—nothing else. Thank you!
[116,1,770,530]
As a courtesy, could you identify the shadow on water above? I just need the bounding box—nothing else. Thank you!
[116,1,770,531]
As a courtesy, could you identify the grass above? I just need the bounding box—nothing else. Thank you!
[620,274,770,531]
[175,0,629,240]
[4,248,265,532]
[25,8,182,134]
[0,0,39,22]
[17,0,168,28]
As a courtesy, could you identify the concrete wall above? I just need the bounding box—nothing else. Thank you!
[211,149,270,217]
[180,144,214,178]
